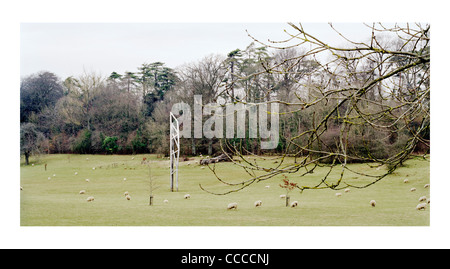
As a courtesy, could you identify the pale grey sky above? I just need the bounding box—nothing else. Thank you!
[20,23,375,80]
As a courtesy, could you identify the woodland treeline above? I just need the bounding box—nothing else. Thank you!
[21,43,288,159]
[20,24,430,166]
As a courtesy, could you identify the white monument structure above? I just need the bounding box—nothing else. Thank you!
[169,112,180,192]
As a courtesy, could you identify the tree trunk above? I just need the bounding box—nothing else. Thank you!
[191,138,196,155]
[208,139,213,156]
[25,152,30,165]
[230,61,235,99]
[200,153,232,165]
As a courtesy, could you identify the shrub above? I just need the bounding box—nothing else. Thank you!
[102,136,119,154]
[130,130,148,154]
[71,129,92,154]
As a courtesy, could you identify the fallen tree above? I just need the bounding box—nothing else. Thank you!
[200,153,232,165]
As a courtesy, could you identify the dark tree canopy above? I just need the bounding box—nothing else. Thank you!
[20,71,64,123]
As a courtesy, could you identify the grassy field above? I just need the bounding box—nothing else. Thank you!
[20,154,430,226]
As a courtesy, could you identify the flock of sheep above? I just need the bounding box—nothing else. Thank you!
[79,177,131,202]
[225,179,431,211]
[25,159,430,212]
[404,179,431,211]
[333,179,430,211]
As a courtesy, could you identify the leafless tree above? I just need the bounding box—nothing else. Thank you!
[201,23,430,195]
[175,54,228,155]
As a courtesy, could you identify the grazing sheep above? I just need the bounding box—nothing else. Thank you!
[403,179,409,183]
[48,177,51,180]
[416,203,427,210]
[335,193,342,197]
[85,179,90,182]
[370,200,376,207]
[265,185,270,189]
[79,190,86,194]
[126,194,131,200]
[410,187,416,192]
[92,167,95,170]
[254,200,262,207]
[279,194,286,199]
[424,184,430,188]
[419,196,427,202]
[20,186,23,191]
[75,172,78,175]
[123,191,129,196]
[86,196,94,202]
[227,202,238,210]
[53,174,56,177]
[290,201,298,208]
[184,194,191,199]
[344,188,350,193]
[163,199,169,203]
[123,178,127,181]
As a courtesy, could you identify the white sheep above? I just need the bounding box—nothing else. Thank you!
[48,177,51,180]
[126,194,131,200]
[124,191,129,196]
[85,178,90,182]
[184,194,191,199]
[335,193,342,197]
[265,185,270,189]
[424,184,430,188]
[290,201,298,208]
[279,194,286,199]
[75,172,78,175]
[123,178,127,181]
[79,190,86,194]
[163,199,169,203]
[419,196,427,202]
[370,200,376,207]
[403,179,409,183]
[227,202,238,210]
[86,196,94,202]
[53,174,56,177]
[20,186,23,191]
[410,187,416,192]
[254,200,262,207]
[344,188,350,193]
[416,203,427,210]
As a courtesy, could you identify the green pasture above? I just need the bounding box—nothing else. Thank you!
[20,154,430,226]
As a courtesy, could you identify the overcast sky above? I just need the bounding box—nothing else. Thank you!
[20,22,376,80]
